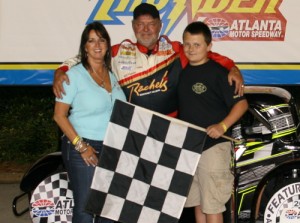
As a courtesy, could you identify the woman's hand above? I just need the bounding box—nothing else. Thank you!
[81,144,99,167]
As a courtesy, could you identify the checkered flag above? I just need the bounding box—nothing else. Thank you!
[86,100,206,223]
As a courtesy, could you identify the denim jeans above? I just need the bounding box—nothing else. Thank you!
[61,135,114,223]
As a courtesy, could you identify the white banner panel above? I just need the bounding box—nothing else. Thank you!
[1,0,299,62]
[0,0,299,85]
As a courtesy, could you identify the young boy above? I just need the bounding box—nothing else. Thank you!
[177,21,248,223]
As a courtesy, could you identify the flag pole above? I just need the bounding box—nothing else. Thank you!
[173,118,242,143]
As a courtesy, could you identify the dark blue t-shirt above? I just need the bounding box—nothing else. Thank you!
[177,59,245,150]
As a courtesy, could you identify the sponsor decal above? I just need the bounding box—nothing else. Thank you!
[120,65,133,71]
[127,71,169,96]
[29,172,73,223]
[31,199,55,217]
[120,44,136,56]
[282,209,300,221]
[88,0,286,41]
[264,183,300,223]
[31,199,74,218]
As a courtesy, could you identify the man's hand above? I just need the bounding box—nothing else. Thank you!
[53,69,69,99]
[228,66,244,96]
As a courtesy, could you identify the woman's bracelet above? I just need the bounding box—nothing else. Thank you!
[72,135,80,145]
[220,121,227,133]
[74,138,89,153]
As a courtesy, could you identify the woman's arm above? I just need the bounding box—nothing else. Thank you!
[53,101,98,166]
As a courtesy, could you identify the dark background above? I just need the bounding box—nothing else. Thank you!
[0,85,299,165]
[0,86,59,164]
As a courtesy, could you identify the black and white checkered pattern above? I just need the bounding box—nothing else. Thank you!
[86,100,206,223]
[30,172,73,223]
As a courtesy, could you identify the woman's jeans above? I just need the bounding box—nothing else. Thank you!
[61,135,114,223]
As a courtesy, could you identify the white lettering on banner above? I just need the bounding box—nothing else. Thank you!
[251,31,281,38]
[229,31,250,38]
[231,20,282,31]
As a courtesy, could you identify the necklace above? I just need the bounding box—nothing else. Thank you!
[91,66,106,88]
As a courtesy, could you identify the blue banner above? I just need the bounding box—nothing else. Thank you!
[0,64,299,86]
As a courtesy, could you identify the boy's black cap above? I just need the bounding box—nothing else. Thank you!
[133,3,160,19]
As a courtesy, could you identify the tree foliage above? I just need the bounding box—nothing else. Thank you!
[0,87,59,163]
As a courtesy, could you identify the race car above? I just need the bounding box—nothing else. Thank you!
[230,86,300,223]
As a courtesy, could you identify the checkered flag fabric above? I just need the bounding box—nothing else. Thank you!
[86,100,206,223]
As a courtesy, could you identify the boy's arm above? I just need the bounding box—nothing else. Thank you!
[206,99,248,139]
[208,51,244,96]
[53,55,80,98]
[221,99,248,132]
